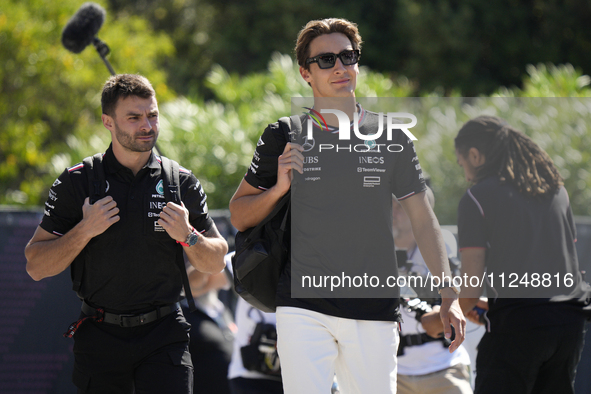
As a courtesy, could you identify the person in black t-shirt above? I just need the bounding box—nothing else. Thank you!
[229,18,465,394]
[454,115,588,394]
[24,74,228,394]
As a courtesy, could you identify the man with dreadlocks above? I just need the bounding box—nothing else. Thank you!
[453,115,588,394]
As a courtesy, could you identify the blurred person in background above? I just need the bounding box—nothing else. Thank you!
[184,265,235,394]
[454,115,589,394]
[225,252,284,394]
[394,187,473,394]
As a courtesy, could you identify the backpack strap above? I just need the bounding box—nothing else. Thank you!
[161,156,181,204]
[86,153,106,204]
[160,156,197,312]
[72,153,106,294]
[238,114,299,244]
[277,115,303,191]
[278,115,303,144]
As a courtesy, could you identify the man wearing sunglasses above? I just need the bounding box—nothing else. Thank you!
[230,18,465,394]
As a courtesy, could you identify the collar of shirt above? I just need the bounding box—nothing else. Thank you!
[103,143,161,178]
[307,102,367,133]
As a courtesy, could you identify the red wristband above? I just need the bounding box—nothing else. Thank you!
[176,226,195,247]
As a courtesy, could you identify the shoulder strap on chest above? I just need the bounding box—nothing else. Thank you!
[159,155,196,312]
[83,153,106,204]
[160,156,181,204]
[278,115,303,144]
[72,153,105,294]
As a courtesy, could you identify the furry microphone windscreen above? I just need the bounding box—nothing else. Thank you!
[61,2,106,54]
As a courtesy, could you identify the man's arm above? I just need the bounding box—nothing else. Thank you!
[187,266,230,298]
[158,202,228,274]
[399,191,466,352]
[25,196,120,281]
[458,247,486,314]
[229,142,303,231]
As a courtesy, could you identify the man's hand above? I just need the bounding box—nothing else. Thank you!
[466,298,488,325]
[159,202,228,274]
[25,196,120,281]
[158,201,191,242]
[275,142,304,195]
[439,289,466,353]
[81,196,120,237]
[420,306,444,338]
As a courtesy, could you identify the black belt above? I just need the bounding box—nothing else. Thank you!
[82,301,180,328]
[401,332,444,347]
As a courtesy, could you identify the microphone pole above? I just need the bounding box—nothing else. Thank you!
[89,36,165,157]
[61,2,165,157]
[92,37,116,76]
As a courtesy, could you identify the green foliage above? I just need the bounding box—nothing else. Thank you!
[159,58,591,225]
[397,96,591,224]
[2,0,590,225]
[158,53,415,209]
[103,0,591,97]
[373,0,591,95]
[0,0,174,205]
[519,64,591,98]
[106,0,216,98]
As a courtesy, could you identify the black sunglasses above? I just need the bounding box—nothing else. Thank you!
[305,49,360,69]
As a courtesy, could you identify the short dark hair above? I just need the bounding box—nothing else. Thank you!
[295,18,362,70]
[101,74,155,116]
[454,115,563,197]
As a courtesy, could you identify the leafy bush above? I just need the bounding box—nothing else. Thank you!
[160,56,590,225]
[0,0,174,205]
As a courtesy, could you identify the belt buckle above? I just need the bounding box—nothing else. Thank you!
[118,313,138,328]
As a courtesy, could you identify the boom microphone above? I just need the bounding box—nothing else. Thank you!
[61,3,106,54]
[61,2,115,75]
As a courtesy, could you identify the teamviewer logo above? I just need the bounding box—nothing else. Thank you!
[363,176,381,187]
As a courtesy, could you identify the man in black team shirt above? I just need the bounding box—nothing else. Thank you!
[229,18,465,394]
[25,74,228,394]
[454,115,588,394]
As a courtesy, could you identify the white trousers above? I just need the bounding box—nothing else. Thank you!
[276,306,400,394]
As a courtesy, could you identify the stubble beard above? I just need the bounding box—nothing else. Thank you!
[114,122,157,153]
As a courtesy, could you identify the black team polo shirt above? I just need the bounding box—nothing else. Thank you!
[40,144,213,314]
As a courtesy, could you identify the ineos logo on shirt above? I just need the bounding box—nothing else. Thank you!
[150,201,167,210]
[359,156,384,164]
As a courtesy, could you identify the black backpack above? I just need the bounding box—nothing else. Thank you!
[70,153,196,311]
[232,115,302,313]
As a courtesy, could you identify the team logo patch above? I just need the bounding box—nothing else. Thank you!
[364,140,377,149]
[301,135,315,152]
[156,180,164,195]
[52,179,62,187]
[363,176,381,188]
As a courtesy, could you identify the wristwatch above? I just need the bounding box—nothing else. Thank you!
[438,278,461,295]
[178,227,200,247]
